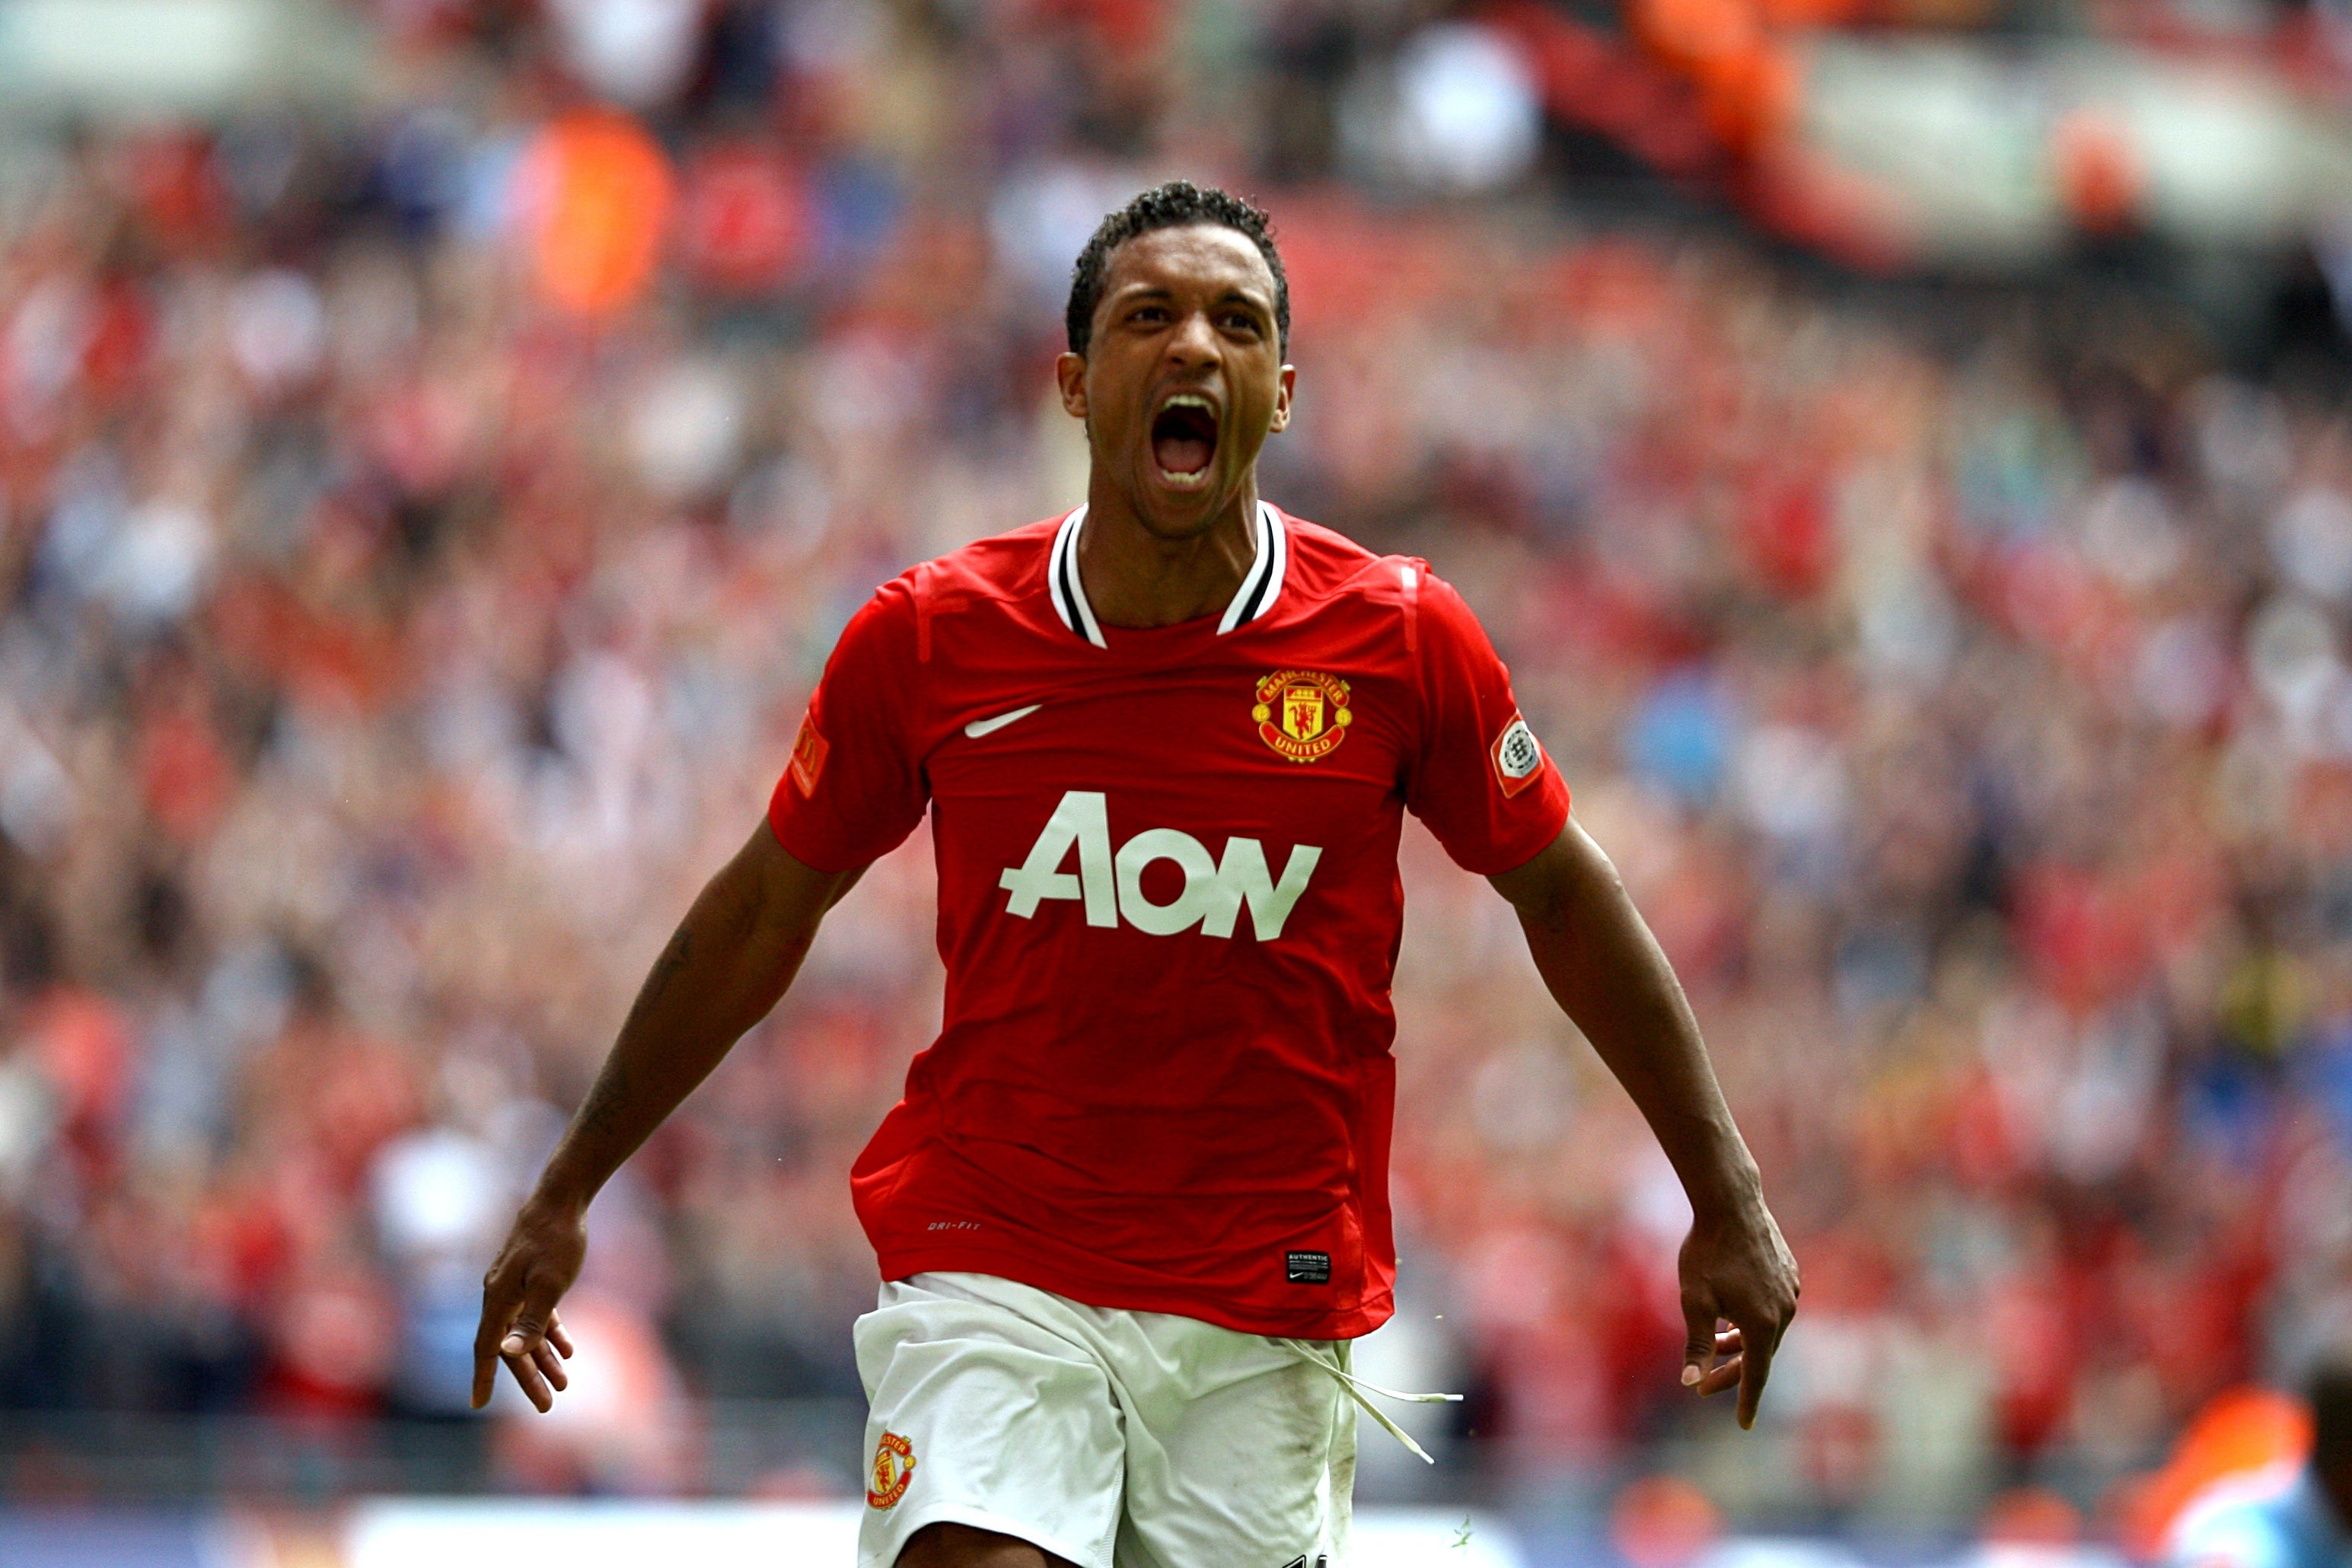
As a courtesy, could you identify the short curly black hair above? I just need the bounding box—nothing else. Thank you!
[1064,180,1289,359]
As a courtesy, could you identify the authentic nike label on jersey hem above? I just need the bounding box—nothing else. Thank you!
[964,703,1042,739]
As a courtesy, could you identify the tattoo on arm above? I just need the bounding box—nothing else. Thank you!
[632,929,692,1018]
[578,926,690,1144]
[733,878,770,945]
[578,1057,632,1141]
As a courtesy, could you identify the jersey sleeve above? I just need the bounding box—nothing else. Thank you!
[1403,568,1570,875]
[767,577,929,872]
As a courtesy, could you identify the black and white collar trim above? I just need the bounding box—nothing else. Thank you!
[1218,499,1289,635]
[1048,502,1289,649]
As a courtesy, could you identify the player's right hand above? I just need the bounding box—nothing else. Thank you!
[472,1198,587,1412]
[1678,1195,1799,1431]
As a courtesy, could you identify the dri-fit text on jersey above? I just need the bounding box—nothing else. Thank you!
[999,790,1321,939]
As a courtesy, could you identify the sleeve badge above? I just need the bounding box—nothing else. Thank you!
[1491,713,1544,797]
[787,709,830,797]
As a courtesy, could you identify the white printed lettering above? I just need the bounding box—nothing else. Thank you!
[1000,792,1321,940]
[1197,837,1323,941]
[997,790,1117,926]
[1114,827,1220,935]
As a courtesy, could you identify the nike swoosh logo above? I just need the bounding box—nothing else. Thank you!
[963,704,1042,739]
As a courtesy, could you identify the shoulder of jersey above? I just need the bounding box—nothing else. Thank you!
[885,515,1061,604]
[1277,513,1430,606]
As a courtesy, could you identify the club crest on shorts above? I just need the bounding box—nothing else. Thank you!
[867,1429,916,1509]
[1253,670,1352,763]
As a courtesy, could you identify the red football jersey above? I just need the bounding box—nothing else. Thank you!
[768,504,1570,1339]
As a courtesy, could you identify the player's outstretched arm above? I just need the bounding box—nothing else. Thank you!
[1489,817,1799,1429]
[471,821,864,1412]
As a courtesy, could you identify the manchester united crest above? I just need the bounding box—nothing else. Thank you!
[867,1429,916,1509]
[1253,670,1352,763]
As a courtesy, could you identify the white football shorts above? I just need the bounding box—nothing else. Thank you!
[851,1271,1362,1568]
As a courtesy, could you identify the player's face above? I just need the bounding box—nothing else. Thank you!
[1057,225,1295,540]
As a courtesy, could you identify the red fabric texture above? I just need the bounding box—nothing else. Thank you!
[767,509,1570,1338]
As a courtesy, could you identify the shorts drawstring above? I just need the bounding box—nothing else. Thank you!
[1269,1337,1462,1466]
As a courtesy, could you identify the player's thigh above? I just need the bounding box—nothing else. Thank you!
[1117,1341,1354,1568]
[897,1521,1076,1568]
[854,1283,1127,1568]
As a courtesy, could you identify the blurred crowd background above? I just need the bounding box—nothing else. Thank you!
[3,0,2352,1553]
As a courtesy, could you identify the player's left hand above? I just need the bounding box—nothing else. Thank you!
[1677,1197,1799,1429]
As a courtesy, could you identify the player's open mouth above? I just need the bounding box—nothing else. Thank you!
[1150,394,1219,488]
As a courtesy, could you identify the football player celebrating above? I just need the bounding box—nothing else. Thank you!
[474,182,1799,1568]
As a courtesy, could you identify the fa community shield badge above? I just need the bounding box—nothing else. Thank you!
[1254,669,1352,763]
[1491,712,1543,797]
[867,1429,916,1509]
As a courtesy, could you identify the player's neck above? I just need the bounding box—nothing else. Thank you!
[1075,478,1260,630]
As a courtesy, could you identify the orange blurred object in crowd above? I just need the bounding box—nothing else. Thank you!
[1636,0,1867,56]
[1634,0,1764,67]
[1756,0,1866,22]
[1611,1474,1725,1568]
[1981,1487,2082,1546]
[1703,42,1802,157]
[2053,109,2143,235]
[1630,0,1803,154]
[516,109,677,317]
[2116,1386,2312,1559]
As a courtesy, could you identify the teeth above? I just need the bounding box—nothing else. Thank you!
[1154,392,1214,486]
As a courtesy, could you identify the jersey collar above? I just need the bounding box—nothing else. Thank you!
[1048,502,1289,649]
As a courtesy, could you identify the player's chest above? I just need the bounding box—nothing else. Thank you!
[918,649,1412,822]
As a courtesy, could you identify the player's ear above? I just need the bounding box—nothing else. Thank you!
[1269,363,1296,434]
[1056,352,1089,420]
